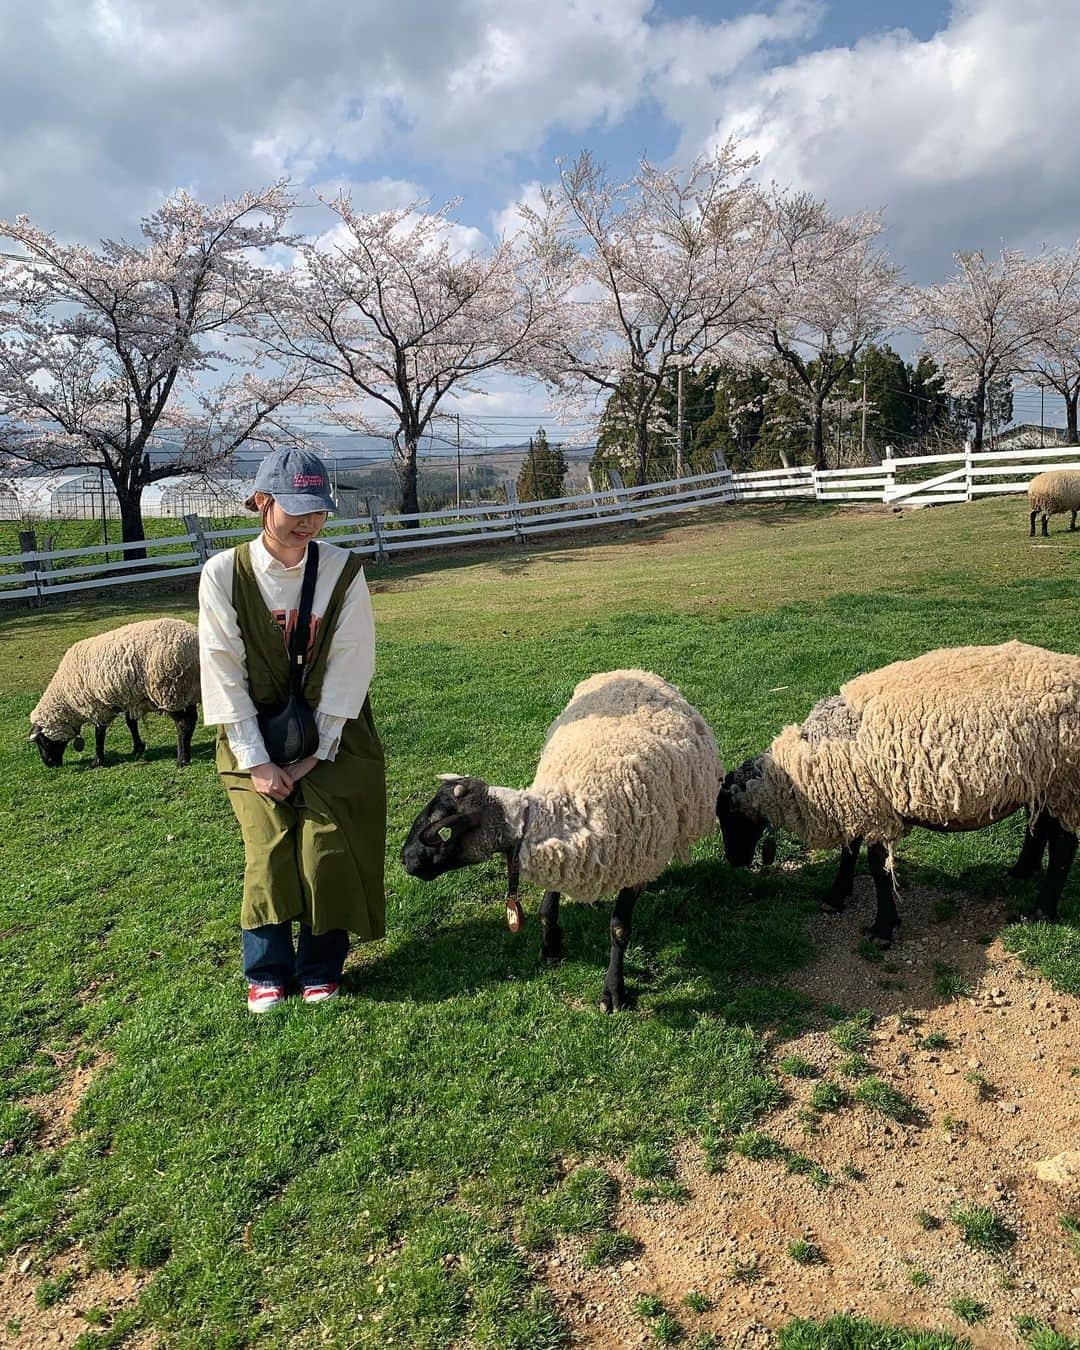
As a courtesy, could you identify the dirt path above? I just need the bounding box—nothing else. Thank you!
[540,885,1079,1347]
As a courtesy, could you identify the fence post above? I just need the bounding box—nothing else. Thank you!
[183,513,210,565]
[964,439,975,501]
[39,534,54,598]
[606,469,635,526]
[365,497,389,564]
[713,450,735,501]
[17,529,42,610]
[811,468,822,501]
[882,447,896,503]
[503,482,526,544]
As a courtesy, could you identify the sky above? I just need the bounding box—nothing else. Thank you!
[2,0,1078,437]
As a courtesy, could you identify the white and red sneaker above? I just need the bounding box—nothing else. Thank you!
[301,982,340,1005]
[247,983,286,1014]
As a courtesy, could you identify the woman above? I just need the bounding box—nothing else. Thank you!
[198,447,385,1012]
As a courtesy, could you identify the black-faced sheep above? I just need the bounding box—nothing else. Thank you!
[401,670,722,1011]
[30,619,200,768]
[717,642,1080,944]
[1028,469,1080,536]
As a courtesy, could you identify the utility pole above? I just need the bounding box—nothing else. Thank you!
[860,368,868,461]
[676,366,685,480]
[1040,386,1045,447]
[455,413,462,510]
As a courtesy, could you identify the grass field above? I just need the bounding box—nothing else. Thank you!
[1,495,1077,1348]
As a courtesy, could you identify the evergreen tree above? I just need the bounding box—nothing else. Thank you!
[517,428,568,501]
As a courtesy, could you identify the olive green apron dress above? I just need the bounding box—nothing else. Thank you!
[216,542,386,938]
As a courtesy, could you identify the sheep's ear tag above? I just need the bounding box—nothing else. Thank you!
[505,897,523,933]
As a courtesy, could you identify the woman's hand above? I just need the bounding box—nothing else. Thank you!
[286,754,319,783]
[251,762,295,801]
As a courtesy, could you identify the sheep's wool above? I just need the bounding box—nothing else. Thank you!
[1028,469,1080,517]
[749,641,1080,848]
[521,670,722,902]
[31,619,200,739]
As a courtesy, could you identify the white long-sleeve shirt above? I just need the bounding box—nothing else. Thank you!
[198,535,376,770]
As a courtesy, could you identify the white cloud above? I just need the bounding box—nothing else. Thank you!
[705,0,1080,279]
[0,0,821,240]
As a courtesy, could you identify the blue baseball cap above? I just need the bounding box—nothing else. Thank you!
[245,447,338,515]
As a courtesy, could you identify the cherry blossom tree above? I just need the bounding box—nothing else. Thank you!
[0,184,312,551]
[1028,243,1080,444]
[908,247,1052,453]
[524,145,772,485]
[275,195,548,518]
[751,192,902,470]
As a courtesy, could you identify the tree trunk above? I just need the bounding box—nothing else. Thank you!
[811,398,827,471]
[399,439,420,524]
[971,380,986,454]
[1066,390,1079,445]
[634,416,649,486]
[116,483,147,560]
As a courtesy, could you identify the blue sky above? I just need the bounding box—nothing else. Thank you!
[1,0,1076,433]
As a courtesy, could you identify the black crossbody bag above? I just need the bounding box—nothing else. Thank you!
[257,541,320,765]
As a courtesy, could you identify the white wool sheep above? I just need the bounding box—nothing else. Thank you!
[402,669,722,1010]
[718,641,1080,944]
[30,618,200,768]
[1028,469,1080,536]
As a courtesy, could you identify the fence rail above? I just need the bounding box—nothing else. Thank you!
[5,446,1079,605]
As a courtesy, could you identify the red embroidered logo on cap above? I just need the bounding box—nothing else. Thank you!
[293,473,325,488]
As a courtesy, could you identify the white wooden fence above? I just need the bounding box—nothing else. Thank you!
[4,445,1079,605]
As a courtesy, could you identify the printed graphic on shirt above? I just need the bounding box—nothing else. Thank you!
[271,609,320,656]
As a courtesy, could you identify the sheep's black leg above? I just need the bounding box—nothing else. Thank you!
[1070,509,1078,531]
[539,890,562,961]
[1009,808,1050,879]
[1033,816,1077,922]
[1030,509,1038,537]
[125,714,147,759]
[170,705,197,767]
[823,837,863,912]
[91,724,108,768]
[1042,513,1050,537]
[600,884,642,1014]
[866,843,900,946]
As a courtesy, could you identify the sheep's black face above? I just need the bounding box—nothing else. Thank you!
[717,763,769,868]
[401,776,491,881]
[29,725,80,768]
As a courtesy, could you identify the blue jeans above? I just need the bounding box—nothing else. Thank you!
[242,922,349,988]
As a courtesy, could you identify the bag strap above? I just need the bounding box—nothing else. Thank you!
[288,540,319,697]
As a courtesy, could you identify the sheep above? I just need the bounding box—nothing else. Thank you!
[401,669,722,1011]
[29,618,200,769]
[1028,469,1080,536]
[716,641,1080,945]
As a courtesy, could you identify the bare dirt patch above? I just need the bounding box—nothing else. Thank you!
[0,1247,152,1348]
[540,884,1080,1347]
[0,1054,156,1347]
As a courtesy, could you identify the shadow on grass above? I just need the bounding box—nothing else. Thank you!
[355,846,1055,1035]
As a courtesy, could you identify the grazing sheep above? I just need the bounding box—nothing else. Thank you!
[717,642,1080,944]
[1028,469,1080,536]
[401,669,722,1011]
[30,618,200,768]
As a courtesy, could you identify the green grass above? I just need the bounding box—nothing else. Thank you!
[950,1204,1016,1253]
[933,961,971,1000]
[776,1314,971,1348]
[808,1081,846,1114]
[788,1238,825,1265]
[1059,1215,1080,1259]
[949,1296,988,1326]
[778,1054,818,1079]
[830,1010,876,1053]
[907,1266,930,1288]
[2,496,1077,1345]
[682,1290,711,1313]
[853,1078,920,1124]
